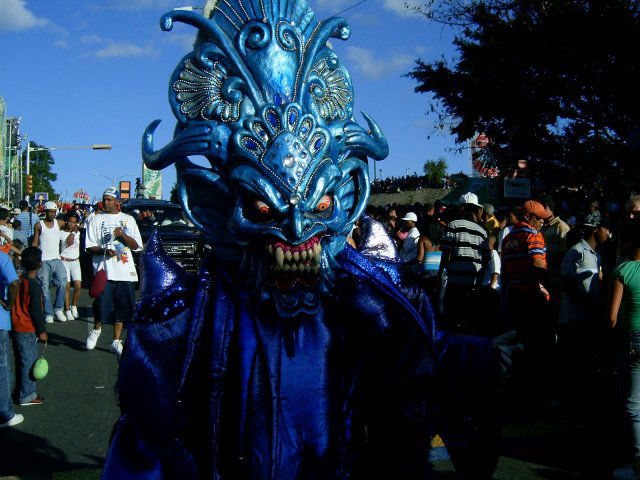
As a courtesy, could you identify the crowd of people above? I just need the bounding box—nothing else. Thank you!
[0,187,142,428]
[370,173,454,194]
[353,191,640,475]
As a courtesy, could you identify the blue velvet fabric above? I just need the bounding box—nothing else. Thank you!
[103,247,495,479]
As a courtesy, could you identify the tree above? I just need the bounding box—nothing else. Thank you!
[423,157,448,185]
[407,0,640,192]
[22,142,58,200]
[170,182,180,204]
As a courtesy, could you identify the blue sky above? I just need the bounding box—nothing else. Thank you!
[0,0,469,201]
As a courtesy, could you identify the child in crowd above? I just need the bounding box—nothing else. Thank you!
[60,212,82,320]
[10,247,47,406]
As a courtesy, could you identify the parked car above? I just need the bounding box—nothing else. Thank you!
[119,199,203,273]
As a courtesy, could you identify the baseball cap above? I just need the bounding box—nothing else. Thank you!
[103,186,119,199]
[44,201,57,211]
[459,192,483,208]
[401,212,418,222]
[522,200,549,219]
[11,208,20,215]
[584,217,611,229]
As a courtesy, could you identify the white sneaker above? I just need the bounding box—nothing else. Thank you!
[44,315,54,324]
[86,328,101,350]
[111,339,123,358]
[64,310,74,321]
[54,309,67,322]
[0,413,24,428]
[70,305,79,318]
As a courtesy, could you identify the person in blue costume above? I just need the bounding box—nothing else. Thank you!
[103,1,500,478]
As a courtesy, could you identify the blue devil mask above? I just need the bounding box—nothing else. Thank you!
[142,0,388,312]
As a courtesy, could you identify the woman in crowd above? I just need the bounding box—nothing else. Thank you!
[609,218,640,474]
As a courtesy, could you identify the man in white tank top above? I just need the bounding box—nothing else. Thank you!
[32,201,68,323]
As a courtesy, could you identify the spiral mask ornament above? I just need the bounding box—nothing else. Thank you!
[142,0,388,314]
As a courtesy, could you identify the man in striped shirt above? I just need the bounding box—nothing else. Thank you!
[438,192,489,333]
[502,200,550,308]
[502,200,552,405]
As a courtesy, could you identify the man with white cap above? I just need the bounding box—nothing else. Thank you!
[437,192,489,333]
[32,201,68,323]
[84,187,142,358]
[398,212,421,262]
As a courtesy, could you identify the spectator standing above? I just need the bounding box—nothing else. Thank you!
[501,200,551,404]
[0,209,13,255]
[482,235,501,292]
[438,192,488,333]
[609,218,640,475]
[419,202,443,246]
[558,219,610,404]
[615,195,640,267]
[497,208,518,255]
[482,203,500,238]
[60,212,82,320]
[11,220,28,250]
[32,201,67,324]
[0,251,20,427]
[10,247,47,407]
[85,187,142,358]
[398,212,420,262]
[541,197,571,304]
[14,200,39,245]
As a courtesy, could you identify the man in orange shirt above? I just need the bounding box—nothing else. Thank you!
[502,200,552,403]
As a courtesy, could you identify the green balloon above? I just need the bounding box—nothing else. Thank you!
[33,357,48,380]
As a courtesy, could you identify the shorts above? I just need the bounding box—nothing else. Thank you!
[62,259,82,283]
[93,280,136,323]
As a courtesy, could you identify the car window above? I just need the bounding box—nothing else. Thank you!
[127,206,193,227]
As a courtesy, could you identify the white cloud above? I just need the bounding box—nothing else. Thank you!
[111,0,174,10]
[53,38,68,48]
[0,0,48,31]
[346,46,413,79]
[94,42,158,58]
[78,33,158,58]
[80,34,106,44]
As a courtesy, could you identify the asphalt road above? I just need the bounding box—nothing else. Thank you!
[0,288,631,479]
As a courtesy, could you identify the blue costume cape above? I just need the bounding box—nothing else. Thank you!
[103,244,495,479]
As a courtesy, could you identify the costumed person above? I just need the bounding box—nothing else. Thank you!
[103,2,501,478]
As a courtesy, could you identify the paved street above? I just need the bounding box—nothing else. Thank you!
[0,288,627,479]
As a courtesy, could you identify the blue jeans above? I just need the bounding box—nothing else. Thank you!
[37,259,67,315]
[12,332,38,404]
[624,332,640,458]
[0,330,15,423]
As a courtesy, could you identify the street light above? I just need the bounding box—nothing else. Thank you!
[26,143,112,175]
[24,142,112,201]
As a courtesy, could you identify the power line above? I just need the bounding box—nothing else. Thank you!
[331,0,368,18]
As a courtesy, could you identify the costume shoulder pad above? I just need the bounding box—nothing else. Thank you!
[136,230,197,323]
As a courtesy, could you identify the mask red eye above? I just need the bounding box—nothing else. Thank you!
[255,200,271,215]
[315,195,332,212]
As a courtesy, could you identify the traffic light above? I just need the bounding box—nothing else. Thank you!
[26,175,33,194]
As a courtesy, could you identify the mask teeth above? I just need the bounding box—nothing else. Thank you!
[267,236,322,273]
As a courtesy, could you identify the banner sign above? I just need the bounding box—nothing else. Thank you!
[142,163,162,199]
[73,189,89,204]
[503,159,531,198]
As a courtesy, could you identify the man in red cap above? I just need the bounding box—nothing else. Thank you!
[502,199,552,404]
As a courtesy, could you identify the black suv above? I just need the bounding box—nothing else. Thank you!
[120,199,202,272]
